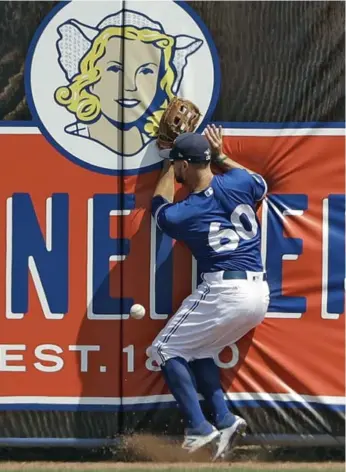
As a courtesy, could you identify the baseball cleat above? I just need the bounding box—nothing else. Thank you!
[213,415,247,461]
[182,427,220,454]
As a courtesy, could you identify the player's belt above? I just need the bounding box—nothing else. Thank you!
[223,270,267,281]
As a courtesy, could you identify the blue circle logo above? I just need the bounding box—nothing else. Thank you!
[26,1,220,175]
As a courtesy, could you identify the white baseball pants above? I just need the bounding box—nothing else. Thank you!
[151,270,270,366]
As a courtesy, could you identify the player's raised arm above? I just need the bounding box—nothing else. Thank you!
[204,124,257,175]
[153,159,175,203]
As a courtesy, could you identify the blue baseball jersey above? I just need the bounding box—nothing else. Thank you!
[151,168,267,273]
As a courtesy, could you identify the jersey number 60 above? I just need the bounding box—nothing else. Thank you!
[208,204,258,253]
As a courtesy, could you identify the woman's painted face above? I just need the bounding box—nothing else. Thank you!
[91,37,161,124]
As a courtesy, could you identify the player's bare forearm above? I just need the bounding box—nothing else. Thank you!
[153,160,175,203]
[213,153,257,174]
[205,124,258,175]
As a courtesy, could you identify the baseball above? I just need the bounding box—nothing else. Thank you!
[130,304,146,320]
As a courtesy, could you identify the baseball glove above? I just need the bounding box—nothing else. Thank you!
[156,97,202,149]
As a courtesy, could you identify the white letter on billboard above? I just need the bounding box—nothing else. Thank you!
[34,344,64,372]
[69,345,100,372]
[0,344,26,371]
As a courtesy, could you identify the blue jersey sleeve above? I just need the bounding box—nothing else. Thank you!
[224,168,267,201]
[250,172,268,201]
[151,195,182,239]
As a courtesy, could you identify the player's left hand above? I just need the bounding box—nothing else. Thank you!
[162,158,172,172]
[204,124,223,159]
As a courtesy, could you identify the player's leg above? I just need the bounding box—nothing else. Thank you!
[160,357,209,431]
[160,357,219,452]
[189,357,247,460]
[150,282,220,452]
[189,357,236,427]
[151,274,268,455]
[198,272,270,459]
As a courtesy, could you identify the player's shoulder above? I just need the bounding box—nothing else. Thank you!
[163,197,192,223]
[214,168,251,189]
[214,168,267,201]
[218,167,249,181]
[169,191,209,222]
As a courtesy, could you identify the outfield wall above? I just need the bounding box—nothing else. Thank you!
[0,0,344,445]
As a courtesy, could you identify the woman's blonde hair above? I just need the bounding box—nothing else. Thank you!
[55,26,176,137]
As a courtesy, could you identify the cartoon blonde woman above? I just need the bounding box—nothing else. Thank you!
[54,10,203,156]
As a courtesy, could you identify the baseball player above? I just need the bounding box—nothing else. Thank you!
[150,124,270,460]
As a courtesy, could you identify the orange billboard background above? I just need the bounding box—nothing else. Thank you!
[0,126,344,413]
